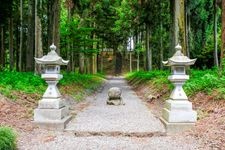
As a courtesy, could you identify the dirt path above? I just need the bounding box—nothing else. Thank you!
[18,77,201,150]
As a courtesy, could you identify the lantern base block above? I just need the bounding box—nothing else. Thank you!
[38,98,65,109]
[161,99,197,133]
[33,115,72,130]
[160,117,195,133]
[33,106,72,130]
[162,100,197,122]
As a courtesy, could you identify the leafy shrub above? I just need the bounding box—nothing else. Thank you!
[0,71,104,100]
[126,69,225,98]
[60,73,103,90]
[0,71,46,95]
[126,70,169,86]
[184,70,219,95]
[126,70,169,81]
[0,126,17,150]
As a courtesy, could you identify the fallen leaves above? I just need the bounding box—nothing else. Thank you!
[0,94,34,132]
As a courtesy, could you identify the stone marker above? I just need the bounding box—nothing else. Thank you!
[107,87,124,105]
[161,44,197,133]
[33,44,71,130]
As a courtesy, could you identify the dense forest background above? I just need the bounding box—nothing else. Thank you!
[0,0,224,74]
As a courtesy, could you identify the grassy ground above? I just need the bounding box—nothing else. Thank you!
[0,71,104,101]
[126,69,225,99]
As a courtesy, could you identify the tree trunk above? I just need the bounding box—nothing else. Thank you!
[71,43,75,72]
[79,53,85,74]
[0,26,5,70]
[26,0,34,71]
[101,52,103,73]
[19,0,23,71]
[66,46,71,72]
[221,0,225,74]
[35,16,43,74]
[137,51,140,71]
[129,52,132,72]
[115,50,122,75]
[173,0,179,47]
[187,3,191,58]
[146,23,150,71]
[66,6,72,72]
[86,56,90,74]
[48,0,60,54]
[9,18,14,70]
[137,31,141,71]
[170,0,175,54]
[53,0,60,54]
[160,1,164,70]
[92,40,97,74]
[141,28,146,70]
[92,54,97,74]
[72,51,75,72]
[146,23,152,71]
[100,41,104,73]
[173,0,186,55]
[47,0,53,47]
[185,0,190,57]
[214,0,219,67]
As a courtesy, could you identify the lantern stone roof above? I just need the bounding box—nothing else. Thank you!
[35,44,69,65]
[162,44,196,66]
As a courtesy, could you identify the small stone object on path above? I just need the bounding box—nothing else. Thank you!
[107,87,124,105]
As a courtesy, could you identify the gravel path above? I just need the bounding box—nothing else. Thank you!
[18,77,201,150]
[66,77,165,133]
[18,130,199,150]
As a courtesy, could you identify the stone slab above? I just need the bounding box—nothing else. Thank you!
[165,100,193,111]
[41,74,62,80]
[38,98,65,109]
[168,75,189,81]
[34,106,69,121]
[33,115,72,130]
[162,108,197,122]
[160,117,195,133]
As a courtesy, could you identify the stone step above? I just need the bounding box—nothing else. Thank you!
[64,130,166,138]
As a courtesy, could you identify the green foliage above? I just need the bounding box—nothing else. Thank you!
[60,73,103,90]
[184,69,219,95]
[59,73,104,101]
[0,126,17,150]
[126,70,172,91]
[188,0,220,69]
[0,71,104,101]
[126,69,225,99]
[126,70,169,81]
[0,71,46,96]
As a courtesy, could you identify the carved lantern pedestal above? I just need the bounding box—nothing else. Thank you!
[160,44,197,133]
[33,44,71,130]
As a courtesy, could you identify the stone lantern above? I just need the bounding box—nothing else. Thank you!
[33,44,71,129]
[161,44,197,133]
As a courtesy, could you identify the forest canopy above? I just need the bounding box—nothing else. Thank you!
[0,0,224,74]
